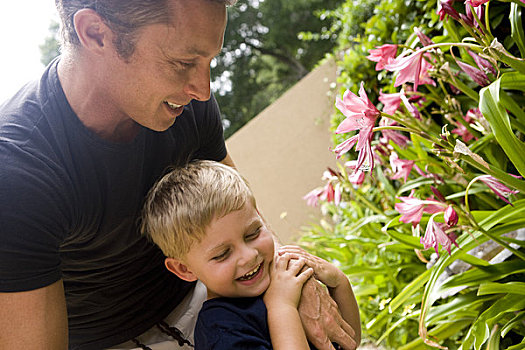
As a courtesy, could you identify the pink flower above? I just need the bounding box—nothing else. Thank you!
[444,206,459,226]
[303,171,343,206]
[461,2,485,27]
[464,0,489,7]
[420,216,458,255]
[468,50,496,76]
[379,91,402,115]
[345,161,366,186]
[438,0,461,21]
[333,135,358,159]
[414,27,434,47]
[478,175,519,205]
[379,117,409,147]
[367,44,398,70]
[390,152,415,182]
[303,188,323,207]
[384,50,435,91]
[451,122,475,142]
[395,190,445,225]
[335,82,381,128]
[455,59,490,86]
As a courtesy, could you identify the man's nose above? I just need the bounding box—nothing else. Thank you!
[184,64,211,101]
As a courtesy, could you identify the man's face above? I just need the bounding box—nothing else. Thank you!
[101,0,227,131]
[183,203,275,299]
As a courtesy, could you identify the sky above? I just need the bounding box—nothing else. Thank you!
[0,1,58,103]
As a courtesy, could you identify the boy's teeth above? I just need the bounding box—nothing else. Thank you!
[238,264,261,281]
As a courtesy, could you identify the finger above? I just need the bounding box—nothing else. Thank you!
[287,257,306,275]
[328,326,357,350]
[297,267,314,284]
[275,253,291,270]
[278,245,306,255]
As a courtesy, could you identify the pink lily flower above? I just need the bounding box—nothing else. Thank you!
[379,117,409,148]
[378,91,402,115]
[333,135,358,159]
[367,44,398,70]
[477,175,520,205]
[451,121,475,142]
[420,216,458,255]
[455,58,490,86]
[335,82,381,126]
[414,27,434,47]
[444,206,459,226]
[390,152,415,182]
[468,50,496,76]
[464,0,489,7]
[345,161,366,186]
[437,0,461,21]
[461,1,485,27]
[395,190,446,225]
[384,50,435,91]
[303,188,323,207]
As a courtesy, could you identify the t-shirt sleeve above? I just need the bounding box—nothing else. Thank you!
[194,305,272,350]
[0,143,66,291]
[192,93,228,162]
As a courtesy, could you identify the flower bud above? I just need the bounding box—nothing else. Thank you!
[444,205,459,226]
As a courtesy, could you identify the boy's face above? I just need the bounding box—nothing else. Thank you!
[167,202,275,299]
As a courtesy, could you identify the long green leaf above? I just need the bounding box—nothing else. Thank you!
[478,281,525,295]
[501,310,525,337]
[510,3,525,57]
[479,78,525,177]
[441,260,525,290]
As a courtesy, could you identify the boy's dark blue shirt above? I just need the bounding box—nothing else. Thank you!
[195,296,336,350]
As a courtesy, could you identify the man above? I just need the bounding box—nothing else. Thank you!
[0,1,357,349]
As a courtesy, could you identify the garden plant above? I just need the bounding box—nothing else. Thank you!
[300,0,525,348]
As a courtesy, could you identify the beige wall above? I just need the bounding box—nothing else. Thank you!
[226,59,337,243]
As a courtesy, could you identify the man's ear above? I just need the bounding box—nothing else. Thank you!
[73,8,111,53]
[165,258,198,282]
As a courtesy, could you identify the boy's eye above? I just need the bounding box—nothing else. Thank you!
[246,227,262,241]
[212,249,230,261]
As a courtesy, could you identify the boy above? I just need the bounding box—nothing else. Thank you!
[141,160,361,349]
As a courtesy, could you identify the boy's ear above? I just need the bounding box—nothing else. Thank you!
[165,258,198,282]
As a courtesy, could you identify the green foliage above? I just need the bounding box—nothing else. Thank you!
[216,0,344,138]
[300,0,525,348]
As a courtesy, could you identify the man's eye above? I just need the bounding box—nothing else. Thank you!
[175,61,195,69]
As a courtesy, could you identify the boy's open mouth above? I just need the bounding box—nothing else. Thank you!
[237,263,262,281]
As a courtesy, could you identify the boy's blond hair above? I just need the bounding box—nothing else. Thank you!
[141,160,256,259]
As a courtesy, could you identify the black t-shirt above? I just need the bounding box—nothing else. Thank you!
[0,58,227,349]
[195,297,324,350]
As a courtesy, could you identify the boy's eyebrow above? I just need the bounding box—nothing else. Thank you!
[206,218,263,256]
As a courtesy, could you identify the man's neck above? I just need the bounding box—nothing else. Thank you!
[57,52,140,143]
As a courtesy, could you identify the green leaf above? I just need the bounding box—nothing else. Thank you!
[501,310,525,337]
[478,281,525,295]
[510,3,525,57]
[479,77,525,177]
[461,294,525,350]
[485,325,501,350]
[441,260,525,290]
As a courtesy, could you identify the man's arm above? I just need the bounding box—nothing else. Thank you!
[0,280,68,350]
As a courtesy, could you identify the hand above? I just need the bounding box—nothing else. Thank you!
[264,253,314,310]
[278,245,345,289]
[298,279,358,350]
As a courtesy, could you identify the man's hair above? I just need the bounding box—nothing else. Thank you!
[141,160,256,259]
[55,0,237,59]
